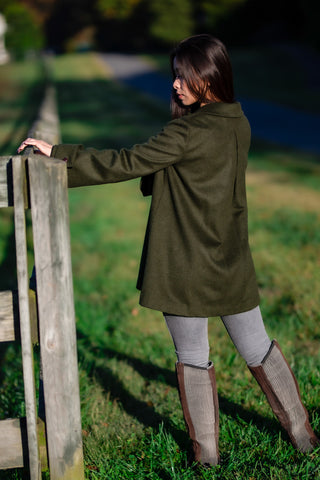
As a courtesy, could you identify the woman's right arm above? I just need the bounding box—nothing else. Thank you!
[18,118,189,188]
[51,120,189,188]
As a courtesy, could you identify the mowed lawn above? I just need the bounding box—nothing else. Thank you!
[0,52,319,479]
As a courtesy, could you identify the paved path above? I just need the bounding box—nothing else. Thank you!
[100,53,320,155]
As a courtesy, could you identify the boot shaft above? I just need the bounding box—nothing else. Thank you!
[249,340,319,452]
[176,362,219,466]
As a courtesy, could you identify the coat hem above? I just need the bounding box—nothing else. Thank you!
[138,295,260,318]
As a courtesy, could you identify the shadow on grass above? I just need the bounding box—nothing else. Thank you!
[76,326,288,453]
[0,81,45,157]
[53,77,169,149]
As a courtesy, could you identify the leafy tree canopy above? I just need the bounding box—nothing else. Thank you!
[0,0,319,53]
[1,2,44,58]
[96,0,142,19]
[199,0,247,29]
[149,0,194,44]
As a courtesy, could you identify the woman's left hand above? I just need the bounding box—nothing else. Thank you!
[17,138,53,157]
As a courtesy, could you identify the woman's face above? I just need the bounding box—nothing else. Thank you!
[173,57,199,107]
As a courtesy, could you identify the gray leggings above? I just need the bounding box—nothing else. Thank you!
[164,306,271,368]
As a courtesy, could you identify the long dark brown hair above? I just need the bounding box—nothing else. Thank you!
[170,34,235,119]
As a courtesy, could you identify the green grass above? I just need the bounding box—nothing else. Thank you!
[0,52,319,479]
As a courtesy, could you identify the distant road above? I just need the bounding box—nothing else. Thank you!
[100,53,320,155]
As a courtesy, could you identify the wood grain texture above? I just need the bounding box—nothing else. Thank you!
[0,156,13,207]
[13,155,41,480]
[0,418,27,469]
[0,290,18,341]
[28,154,84,480]
[0,290,38,343]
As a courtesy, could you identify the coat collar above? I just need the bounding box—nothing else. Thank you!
[195,101,244,118]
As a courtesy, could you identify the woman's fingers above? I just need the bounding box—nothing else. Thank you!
[17,138,53,157]
[17,138,37,152]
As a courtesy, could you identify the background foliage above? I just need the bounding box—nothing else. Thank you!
[0,1,44,58]
[1,0,320,57]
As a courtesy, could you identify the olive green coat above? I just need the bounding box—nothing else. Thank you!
[52,102,260,316]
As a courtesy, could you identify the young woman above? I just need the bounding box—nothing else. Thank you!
[18,34,319,466]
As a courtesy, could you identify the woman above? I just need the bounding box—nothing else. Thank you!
[18,34,319,466]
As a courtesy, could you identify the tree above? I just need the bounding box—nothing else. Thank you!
[96,0,142,19]
[148,0,194,45]
[45,0,96,52]
[2,2,44,58]
[196,0,247,30]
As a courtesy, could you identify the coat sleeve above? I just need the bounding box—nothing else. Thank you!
[51,119,189,188]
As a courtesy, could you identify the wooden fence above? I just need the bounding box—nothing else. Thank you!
[0,84,85,479]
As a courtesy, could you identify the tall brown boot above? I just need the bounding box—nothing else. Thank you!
[249,340,319,452]
[176,362,220,466]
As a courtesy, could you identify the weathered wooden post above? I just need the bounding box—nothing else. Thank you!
[0,154,41,477]
[27,152,84,480]
[12,155,41,480]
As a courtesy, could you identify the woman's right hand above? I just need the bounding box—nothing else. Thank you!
[17,138,53,157]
